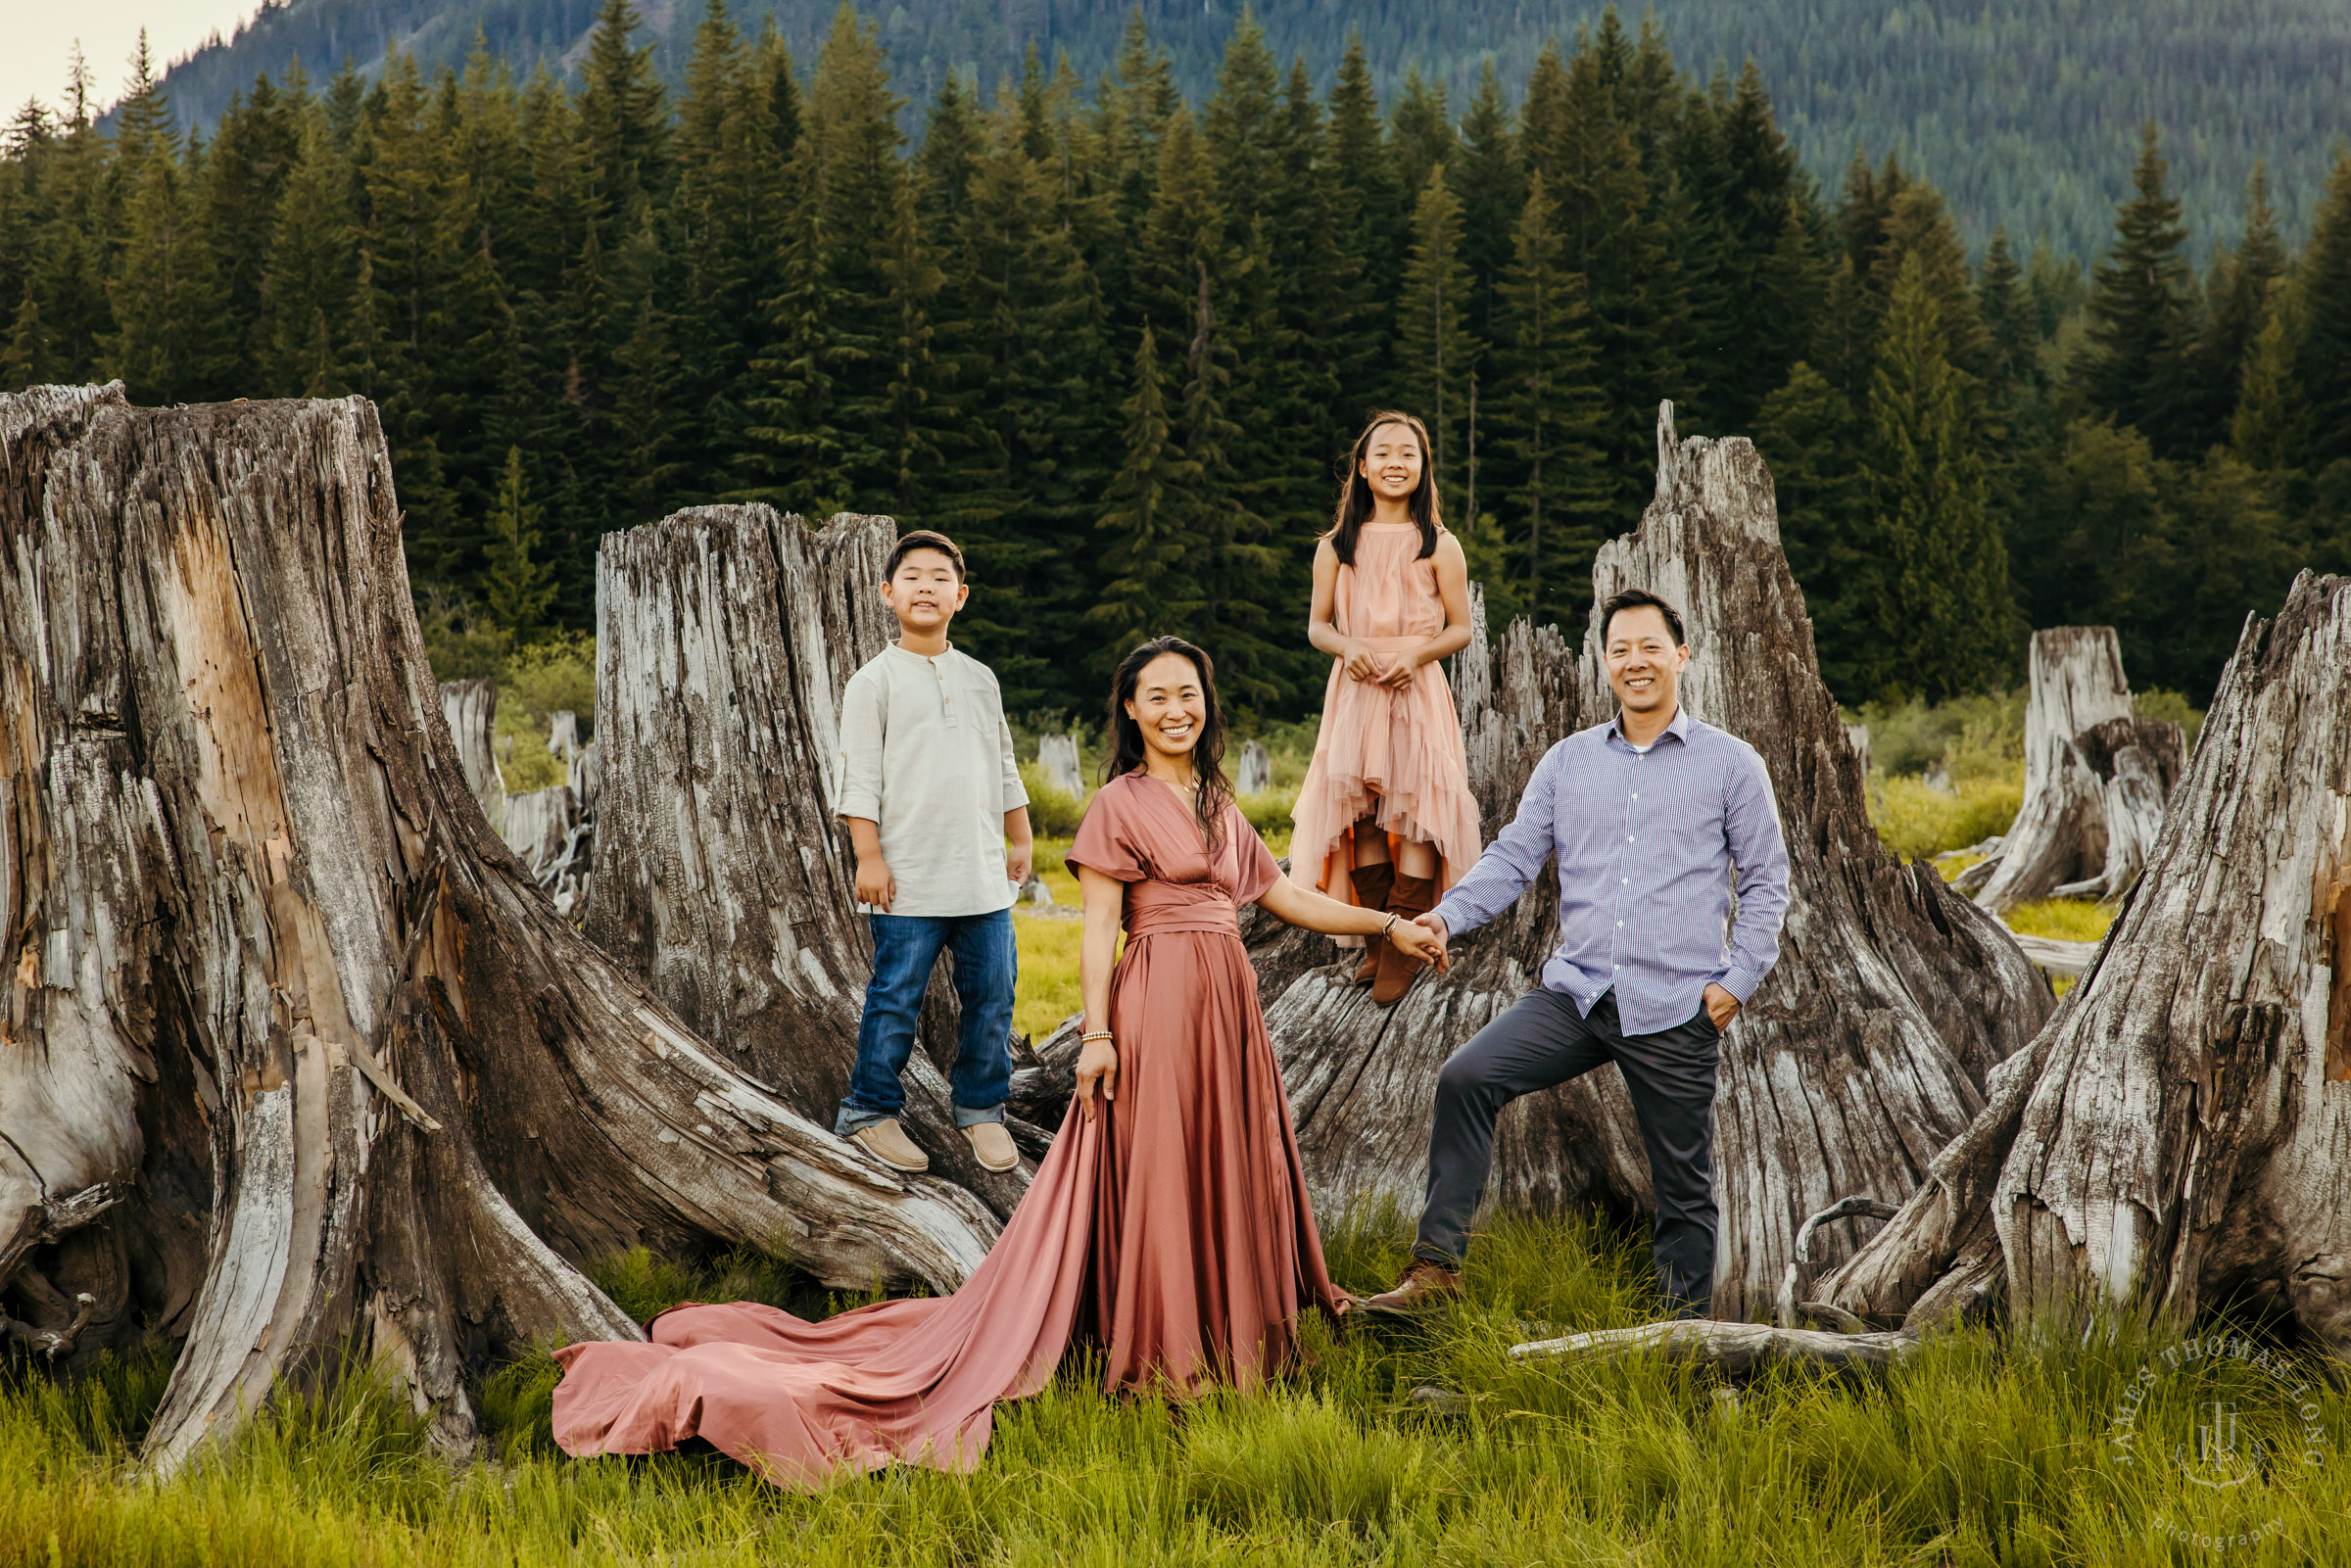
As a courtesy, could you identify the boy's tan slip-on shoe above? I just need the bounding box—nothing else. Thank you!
[1361,1260,1463,1315]
[962,1120,1019,1172]
[850,1117,930,1172]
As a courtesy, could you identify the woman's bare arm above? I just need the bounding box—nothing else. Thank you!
[1256,876,1446,967]
[1074,866,1125,1117]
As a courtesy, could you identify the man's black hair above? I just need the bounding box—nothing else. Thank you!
[886,529,966,583]
[1599,587,1687,648]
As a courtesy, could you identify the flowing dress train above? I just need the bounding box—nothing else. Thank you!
[550,773,1345,1488]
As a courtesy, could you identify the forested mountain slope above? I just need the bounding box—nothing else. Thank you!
[133,0,2351,259]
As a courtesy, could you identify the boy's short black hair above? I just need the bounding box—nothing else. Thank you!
[1599,587,1687,647]
[886,529,966,583]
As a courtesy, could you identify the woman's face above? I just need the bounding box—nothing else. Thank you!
[1125,651,1209,765]
[1359,423,1424,503]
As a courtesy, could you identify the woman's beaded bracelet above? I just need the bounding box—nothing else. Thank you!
[1079,1029,1115,1044]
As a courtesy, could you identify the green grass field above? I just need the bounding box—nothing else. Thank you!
[9,1207,2345,1566]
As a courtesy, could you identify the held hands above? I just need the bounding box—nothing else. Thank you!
[1388,913,1448,972]
[1075,1032,1118,1119]
[854,854,896,913]
[1377,649,1419,689]
[1341,639,1423,689]
[1703,982,1741,1030]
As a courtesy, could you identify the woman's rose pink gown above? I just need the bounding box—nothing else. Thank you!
[1288,520,1482,911]
[551,774,1346,1489]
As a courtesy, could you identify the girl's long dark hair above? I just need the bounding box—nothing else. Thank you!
[1326,408,1442,567]
[1104,636,1232,854]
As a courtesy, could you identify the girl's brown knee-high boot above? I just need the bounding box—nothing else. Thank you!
[1348,861,1394,983]
[1372,872,1437,1005]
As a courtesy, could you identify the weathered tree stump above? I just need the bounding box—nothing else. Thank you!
[1828,572,2351,1350]
[582,507,1032,1212]
[1237,404,2053,1318]
[438,679,506,835]
[0,387,995,1469]
[1038,733,1083,798]
[1236,739,1272,796]
[1963,627,2184,913]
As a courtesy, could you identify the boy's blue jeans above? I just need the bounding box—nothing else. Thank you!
[837,909,1016,1135]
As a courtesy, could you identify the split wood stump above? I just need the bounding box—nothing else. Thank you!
[0,388,995,1470]
[1239,404,2054,1318]
[1963,626,2184,913]
[1827,571,2351,1349]
[582,506,1033,1212]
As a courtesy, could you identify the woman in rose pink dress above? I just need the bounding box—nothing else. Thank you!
[550,636,1443,1489]
[1288,409,1483,1006]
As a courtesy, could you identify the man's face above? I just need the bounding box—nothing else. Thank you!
[1604,605,1690,716]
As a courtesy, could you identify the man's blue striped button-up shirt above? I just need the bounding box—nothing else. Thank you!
[1430,705,1792,1037]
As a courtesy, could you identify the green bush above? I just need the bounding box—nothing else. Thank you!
[1871,770,2024,860]
[1018,760,1089,837]
[2135,687,2206,748]
[1853,689,2024,778]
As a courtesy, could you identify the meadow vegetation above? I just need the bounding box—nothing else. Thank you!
[8,1205,2343,1566]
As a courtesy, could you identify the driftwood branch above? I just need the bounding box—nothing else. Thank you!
[1510,1317,1920,1373]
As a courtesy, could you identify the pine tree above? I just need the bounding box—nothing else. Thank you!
[1490,170,1606,630]
[481,445,556,636]
[1858,253,2018,701]
[1092,323,1203,660]
[2180,165,2286,455]
[2290,149,2351,471]
[263,118,356,395]
[1396,166,1474,505]
[1450,61,1521,350]
[2,281,52,387]
[2077,122,2192,453]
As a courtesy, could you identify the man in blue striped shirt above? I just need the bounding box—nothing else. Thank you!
[1366,588,1792,1318]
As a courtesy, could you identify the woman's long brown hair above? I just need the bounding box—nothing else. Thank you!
[1104,636,1232,854]
[1326,409,1443,567]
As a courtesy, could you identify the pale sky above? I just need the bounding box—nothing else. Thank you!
[5,0,262,119]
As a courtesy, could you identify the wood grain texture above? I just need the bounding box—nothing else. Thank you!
[0,388,994,1472]
[1965,627,2184,912]
[1831,572,2351,1350]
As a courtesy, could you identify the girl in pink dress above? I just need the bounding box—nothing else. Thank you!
[1289,410,1483,1004]
[549,638,1444,1489]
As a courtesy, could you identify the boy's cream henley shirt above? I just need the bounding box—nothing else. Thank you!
[835,641,1030,918]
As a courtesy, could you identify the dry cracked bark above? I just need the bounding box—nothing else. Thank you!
[1239,404,2053,1318]
[581,506,1037,1212]
[0,386,995,1471]
[1827,570,2351,1349]
[1962,626,2184,913]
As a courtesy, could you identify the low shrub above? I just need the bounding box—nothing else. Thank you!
[1018,761,1088,837]
[1871,769,2023,860]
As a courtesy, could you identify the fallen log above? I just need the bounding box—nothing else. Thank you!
[0,386,995,1471]
[1827,571,2351,1350]
[1968,627,2184,913]
[1509,1317,1919,1373]
[581,506,1032,1212]
[1236,404,2053,1319]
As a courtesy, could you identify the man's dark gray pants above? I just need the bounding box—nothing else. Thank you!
[1413,988,1721,1315]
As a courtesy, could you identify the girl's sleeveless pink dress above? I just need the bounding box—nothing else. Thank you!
[1289,522,1482,913]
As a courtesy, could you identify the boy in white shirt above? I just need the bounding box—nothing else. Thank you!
[834,530,1032,1174]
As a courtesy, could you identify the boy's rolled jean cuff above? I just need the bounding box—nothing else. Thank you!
[836,1101,1006,1135]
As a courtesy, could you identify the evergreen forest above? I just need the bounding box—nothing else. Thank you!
[4,1,2349,720]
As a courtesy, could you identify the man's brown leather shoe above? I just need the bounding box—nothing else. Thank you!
[1362,1259,1463,1314]
[849,1117,930,1172]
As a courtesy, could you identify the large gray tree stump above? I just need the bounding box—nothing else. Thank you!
[582,507,1031,1212]
[1962,627,2184,913]
[1236,404,2053,1318]
[0,387,995,1471]
[1827,571,2351,1349]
